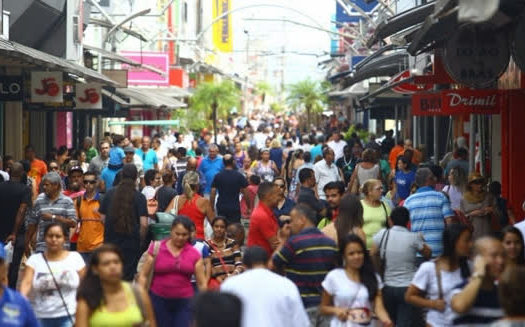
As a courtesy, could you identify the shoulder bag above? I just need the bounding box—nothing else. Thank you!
[372,229,390,279]
[349,164,360,194]
[42,253,74,324]
[135,241,161,289]
[169,195,180,216]
[207,241,230,290]
[131,284,151,327]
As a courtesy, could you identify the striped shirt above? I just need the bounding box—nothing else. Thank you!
[404,186,453,257]
[272,227,338,308]
[28,193,77,252]
[206,238,244,279]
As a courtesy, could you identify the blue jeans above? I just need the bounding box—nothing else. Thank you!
[39,316,73,327]
[382,285,424,327]
[149,292,191,327]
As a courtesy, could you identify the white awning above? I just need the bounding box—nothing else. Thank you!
[115,87,186,109]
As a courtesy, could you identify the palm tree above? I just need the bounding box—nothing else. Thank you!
[190,80,241,144]
[286,79,327,127]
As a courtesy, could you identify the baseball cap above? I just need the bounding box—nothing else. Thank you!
[66,160,83,174]
[123,146,135,153]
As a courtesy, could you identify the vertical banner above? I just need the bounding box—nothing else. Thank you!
[31,71,63,103]
[76,83,102,109]
[212,0,233,52]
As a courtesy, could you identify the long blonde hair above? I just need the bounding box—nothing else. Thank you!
[182,171,200,199]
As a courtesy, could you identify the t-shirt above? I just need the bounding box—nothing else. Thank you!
[135,148,158,172]
[451,282,503,326]
[0,287,40,327]
[76,193,104,252]
[211,169,248,214]
[0,181,31,241]
[395,170,416,200]
[247,203,279,255]
[157,185,177,213]
[199,156,224,194]
[26,252,85,318]
[149,241,200,299]
[327,140,346,161]
[372,226,425,287]
[101,166,121,191]
[310,144,323,162]
[361,200,391,249]
[411,261,464,327]
[322,268,383,327]
[109,146,125,166]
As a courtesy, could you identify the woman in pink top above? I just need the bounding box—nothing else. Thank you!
[138,216,207,327]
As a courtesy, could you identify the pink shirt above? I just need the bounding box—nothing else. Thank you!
[149,240,201,298]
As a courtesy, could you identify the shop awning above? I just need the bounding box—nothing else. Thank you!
[367,2,436,47]
[115,87,187,109]
[342,51,409,88]
[108,120,180,126]
[147,87,192,99]
[329,82,368,98]
[0,38,118,86]
[407,0,525,55]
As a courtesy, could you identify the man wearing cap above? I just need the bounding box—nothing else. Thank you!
[25,172,77,254]
[63,160,85,199]
[0,243,40,326]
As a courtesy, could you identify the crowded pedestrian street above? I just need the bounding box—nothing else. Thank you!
[0,0,525,327]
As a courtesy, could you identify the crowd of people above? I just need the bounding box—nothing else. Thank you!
[0,114,524,327]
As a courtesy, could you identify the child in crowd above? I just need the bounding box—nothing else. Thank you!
[108,134,125,169]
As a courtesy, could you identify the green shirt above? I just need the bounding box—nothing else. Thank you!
[361,199,391,249]
[86,147,98,162]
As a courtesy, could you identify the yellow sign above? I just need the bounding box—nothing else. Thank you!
[212,0,233,52]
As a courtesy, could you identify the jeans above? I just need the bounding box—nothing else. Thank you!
[39,316,73,327]
[382,285,424,327]
[149,292,191,327]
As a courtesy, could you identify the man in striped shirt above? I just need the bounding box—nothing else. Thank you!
[272,204,338,326]
[25,172,77,254]
[404,168,454,262]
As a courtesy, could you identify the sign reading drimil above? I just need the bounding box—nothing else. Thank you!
[443,27,509,88]
[412,89,501,116]
[31,71,63,103]
[0,76,23,101]
[75,83,102,109]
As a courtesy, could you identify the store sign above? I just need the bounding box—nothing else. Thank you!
[0,76,23,101]
[443,27,510,88]
[31,71,63,103]
[412,89,501,116]
[75,83,102,109]
[391,70,433,94]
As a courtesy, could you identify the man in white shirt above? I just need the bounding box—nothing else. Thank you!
[327,132,346,161]
[313,148,343,200]
[221,246,309,327]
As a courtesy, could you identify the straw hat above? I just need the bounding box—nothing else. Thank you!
[467,172,485,185]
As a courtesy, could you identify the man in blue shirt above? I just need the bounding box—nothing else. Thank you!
[135,136,158,171]
[0,243,40,327]
[199,144,223,196]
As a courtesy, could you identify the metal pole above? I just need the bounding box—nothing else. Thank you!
[479,116,486,176]
[413,115,418,148]
[433,116,439,164]
[469,114,476,173]
[394,105,399,139]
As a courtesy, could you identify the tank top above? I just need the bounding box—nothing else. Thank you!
[357,164,380,186]
[254,161,275,182]
[89,282,143,327]
[179,194,206,239]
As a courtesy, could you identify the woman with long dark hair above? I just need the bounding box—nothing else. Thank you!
[405,224,472,327]
[138,216,207,327]
[75,244,156,327]
[99,164,148,281]
[500,226,525,266]
[320,234,392,327]
[322,194,366,245]
[20,223,86,327]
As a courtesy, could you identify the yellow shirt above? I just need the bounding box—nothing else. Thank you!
[89,282,143,327]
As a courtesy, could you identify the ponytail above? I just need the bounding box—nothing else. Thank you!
[183,181,195,199]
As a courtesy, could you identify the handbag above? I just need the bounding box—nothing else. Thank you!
[42,253,74,324]
[207,241,230,290]
[349,164,360,194]
[136,241,161,289]
[131,284,151,327]
[169,195,180,215]
[372,229,390,279]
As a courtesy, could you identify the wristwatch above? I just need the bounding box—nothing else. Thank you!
[51,214,56,222]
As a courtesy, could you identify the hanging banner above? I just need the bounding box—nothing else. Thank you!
[412,89,502,116]
[212,0,233,52]
[31,71,63,103]
[0,76,23,101]
[75,83,102,109]
[443,26,509,88]
[120,52,169,86]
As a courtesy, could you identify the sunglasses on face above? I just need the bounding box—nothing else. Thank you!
[84,180,97,184]
[274,183,285,189]
[50,166,59,170]
[282,219,291,224]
